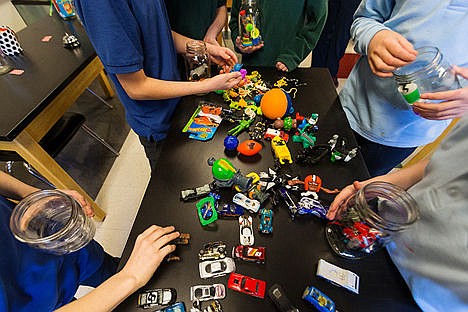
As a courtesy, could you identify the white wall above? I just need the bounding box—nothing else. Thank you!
[0,0,27,31]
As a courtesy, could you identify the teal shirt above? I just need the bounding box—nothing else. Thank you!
[229,0,327,71]
[165,0,226,40]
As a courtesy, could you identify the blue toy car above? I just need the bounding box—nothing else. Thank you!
[297,197,328,219]
[217,203,244,218]
[302,286,335,312]
[259,208,273,234]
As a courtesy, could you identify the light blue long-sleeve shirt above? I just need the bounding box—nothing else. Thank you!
[340,0,468,147]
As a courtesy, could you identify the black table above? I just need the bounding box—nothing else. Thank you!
[116,68,420,311]
[0,16,114,220]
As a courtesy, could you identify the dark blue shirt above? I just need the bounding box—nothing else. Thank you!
[75,0,181,141]
[0,196,110,311]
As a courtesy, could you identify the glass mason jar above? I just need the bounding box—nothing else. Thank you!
[10,190,95,255]
[325,182,419,259]
[393,46,461,104]
[238,0,262,47]
[185,40,211,82]
[0,49,13,75]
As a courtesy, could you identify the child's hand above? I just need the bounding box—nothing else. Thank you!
[276,62,288,72]
[367,30,417,78]
[235,36,264,54]
[59,189,94,217]
[203,72,243,91]
[206,43,238,73]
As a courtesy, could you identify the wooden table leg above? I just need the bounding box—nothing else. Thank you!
[12,131,106,221]
[96,69,115,99]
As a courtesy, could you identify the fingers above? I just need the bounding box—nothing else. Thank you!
[412,100,463,120]
[452,65,468,79]
[368,30,417,77]
[420,88,461,101]
[60,189,94,217]
[326,184,356,220]
[235,36,263,54]
[276,62,288,72]
[138,225,175,241]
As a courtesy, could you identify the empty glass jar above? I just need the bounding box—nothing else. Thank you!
[326,182,419,259]
[10,190,95,255]
[393,46,461,104]
[185,40,211,82]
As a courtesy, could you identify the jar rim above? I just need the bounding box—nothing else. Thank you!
[393,46,442,82]
[354,181,419,232]
[10,189,79,244]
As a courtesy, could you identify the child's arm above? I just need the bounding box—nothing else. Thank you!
[0,171,39,200]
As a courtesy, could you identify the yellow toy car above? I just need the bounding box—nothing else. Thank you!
[271,136,292,165]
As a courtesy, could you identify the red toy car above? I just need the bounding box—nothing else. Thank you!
[341,222,381,249]
[228,272,266,299]
[232,245,266,263]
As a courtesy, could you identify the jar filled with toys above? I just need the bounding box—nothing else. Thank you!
[185,40,211,82]
[10,190,95,255]
[238,0,262,47]
[393,46,461,104]
[325,182,419,259]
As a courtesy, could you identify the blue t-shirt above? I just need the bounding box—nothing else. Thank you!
[0,196,110,311]
[75,0,181,141]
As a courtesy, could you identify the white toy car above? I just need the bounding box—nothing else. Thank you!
[190,284,226,302]
[199,257,236,279]
[239,215,254,246]
[233,193,260,213]
[137,288,177,309]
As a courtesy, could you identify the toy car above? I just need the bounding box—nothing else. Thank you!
[217,203,244,217]
[259,208,273,234]
[137,288,177,309]
[268,284,299,312]
[197,195,218,226]
[271,136,292,165]
[264,128,289,142]
[199,257,236,279]
[198,241,227,261]
[232,245,266,263]
[228,272,266,299]
[297,197,328,219]
[302,286,335,312]
[203,300,223,312]
[190,284,226,302]
[239,215,255,246]
[341,221,381,250]
[233,193,260,213]
[153,302,186,312]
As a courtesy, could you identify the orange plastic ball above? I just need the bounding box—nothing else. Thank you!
[260,88,287,120]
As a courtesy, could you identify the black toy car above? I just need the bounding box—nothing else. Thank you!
[198,241,227,261]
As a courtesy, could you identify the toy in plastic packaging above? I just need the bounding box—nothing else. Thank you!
[183,102,223,141]
[50,0,76,20]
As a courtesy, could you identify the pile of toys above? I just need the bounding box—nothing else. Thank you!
[145,66,363,312]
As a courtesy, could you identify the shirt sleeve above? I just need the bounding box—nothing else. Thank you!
[75,0,144,74]
[276,0,327,71]
[229,0,240,50]
[217,0,227,8]
[351,0,395,56]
